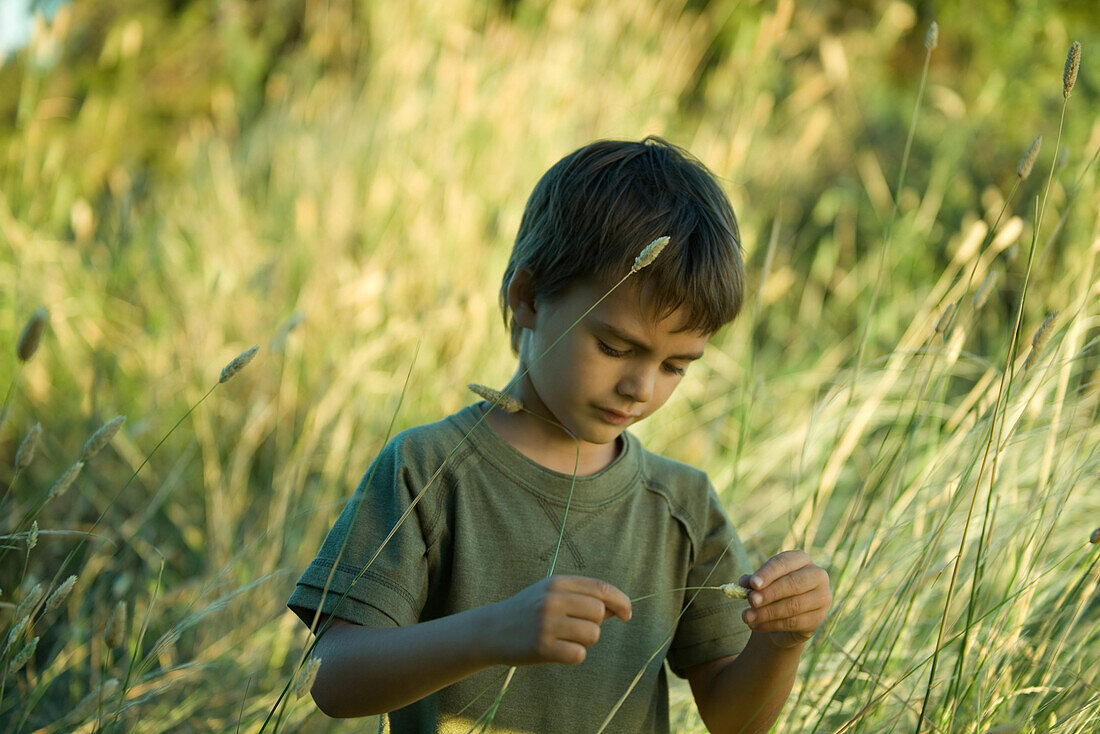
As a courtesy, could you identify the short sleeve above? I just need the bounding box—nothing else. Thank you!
[287,437,431,631]
[666,485,754,676]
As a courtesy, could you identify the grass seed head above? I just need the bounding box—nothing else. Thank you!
[14,583,43,620]
[1063,41,1081,98]
[15,422,42,470]
[973,270,997,308]
[44,575,77,613]
[271,311,305,351]
[219,344,259,383]
[720,582,749,599]
[468,384,523,413]
[105,600,127,648]
[17,307,48,362]
[27,521,38,550]
[9,635,39,673]
[1017,135,1041,179]
[1025,311,1057,370]
[934,301,957,336]
[47,461,84,501]
[81,415,126,460]
[294,656,323,698]
[630,235,670,273]
[5,615,30,653]
[924,21,938,51]
[1090,527,1100,544]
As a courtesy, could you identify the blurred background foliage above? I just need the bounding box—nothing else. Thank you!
[2,0,1097,369]
[1,0,1098,731]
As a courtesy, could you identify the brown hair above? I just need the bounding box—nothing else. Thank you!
[500,136,744,352]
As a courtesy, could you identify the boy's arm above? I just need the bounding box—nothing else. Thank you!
[686,551,831,734]
[309,575,632,718]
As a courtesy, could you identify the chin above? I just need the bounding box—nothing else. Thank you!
[577,424,627,446]
[553,408,630,445]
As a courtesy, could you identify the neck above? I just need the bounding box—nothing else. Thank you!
[483,372,620,475]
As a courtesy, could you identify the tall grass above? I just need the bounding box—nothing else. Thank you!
[1,1,1098,732]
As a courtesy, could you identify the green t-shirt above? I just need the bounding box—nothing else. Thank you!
[288,403,753,733]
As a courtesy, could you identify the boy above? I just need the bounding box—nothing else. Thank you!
[288,137,831,733]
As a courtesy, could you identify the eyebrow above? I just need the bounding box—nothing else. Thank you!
[591,319,705,362]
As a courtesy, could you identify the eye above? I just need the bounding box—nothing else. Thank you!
[597,339,629,358]
[662,362,687,377]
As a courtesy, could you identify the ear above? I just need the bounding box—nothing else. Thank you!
[507,269,538,329]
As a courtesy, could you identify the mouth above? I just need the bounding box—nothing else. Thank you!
[597,407,637,425]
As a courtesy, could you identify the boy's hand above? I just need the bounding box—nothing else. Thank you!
[739,550,831,649]
[486,575,632,667]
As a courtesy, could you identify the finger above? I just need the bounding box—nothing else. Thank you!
[594,581,632,622]
[743,609,828,636]
[747,550,814,590]
[551,575,632,621]
[553,592,610,624]
[540,638,589,666]
[746,565,830,608]
[742,587,831,627]
[553,616,603,648]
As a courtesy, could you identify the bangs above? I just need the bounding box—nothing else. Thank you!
[595,217,744,336]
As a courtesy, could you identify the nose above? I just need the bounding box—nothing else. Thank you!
[616,365,655,404]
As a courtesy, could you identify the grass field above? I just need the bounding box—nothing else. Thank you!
[2,1,1099,731]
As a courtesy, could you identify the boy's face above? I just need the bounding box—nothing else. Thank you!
[513,277,708,447]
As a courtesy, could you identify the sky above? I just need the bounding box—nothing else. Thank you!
[0,0,67,58]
